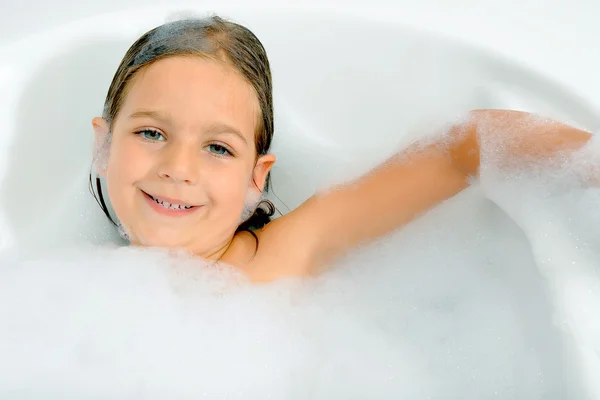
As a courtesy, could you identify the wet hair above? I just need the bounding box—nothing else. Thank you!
[90,15,277,241]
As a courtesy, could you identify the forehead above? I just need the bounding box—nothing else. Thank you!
[118,56,259,134]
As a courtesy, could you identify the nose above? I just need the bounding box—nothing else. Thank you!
[156,141,200,184]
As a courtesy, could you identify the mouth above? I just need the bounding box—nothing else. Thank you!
[141,190,200,216]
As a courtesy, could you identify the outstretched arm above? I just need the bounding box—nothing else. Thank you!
[253,109,593,281]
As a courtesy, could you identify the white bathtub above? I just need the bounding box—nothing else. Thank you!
[0,2,599,399]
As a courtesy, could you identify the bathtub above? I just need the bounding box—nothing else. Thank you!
[0,2,599,399]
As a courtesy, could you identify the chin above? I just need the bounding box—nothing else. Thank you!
[132,227,191,251]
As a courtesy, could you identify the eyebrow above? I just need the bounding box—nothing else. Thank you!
[128,109,248,145]
[129,109,173,125]
[204,122,248,145]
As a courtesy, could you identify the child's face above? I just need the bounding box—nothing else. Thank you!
[94,56,274,256]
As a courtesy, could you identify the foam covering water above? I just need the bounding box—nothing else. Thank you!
[1,135,599,398]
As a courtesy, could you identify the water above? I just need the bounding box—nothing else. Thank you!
[0,8,599,399]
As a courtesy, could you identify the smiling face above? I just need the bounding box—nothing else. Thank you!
[93,56,275,257]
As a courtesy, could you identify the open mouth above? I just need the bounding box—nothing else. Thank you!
[142,191,195,211]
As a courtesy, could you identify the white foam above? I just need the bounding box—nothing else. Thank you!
[479,137,600,400]
[2,156,599,398]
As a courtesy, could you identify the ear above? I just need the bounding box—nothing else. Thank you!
[92,117,110,177]
[250,153,276,193]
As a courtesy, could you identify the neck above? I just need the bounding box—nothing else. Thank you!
[126,234,235,263]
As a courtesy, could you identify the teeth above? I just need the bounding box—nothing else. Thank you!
[150,195,193,210]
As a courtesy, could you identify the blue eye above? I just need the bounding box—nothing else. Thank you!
[137,129,165,141]
[207,144,232,156]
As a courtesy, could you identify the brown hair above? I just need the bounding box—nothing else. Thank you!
[90,15,276,237]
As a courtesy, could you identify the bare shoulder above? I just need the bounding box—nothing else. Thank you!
[233,211,322,282]
[220,205,326,283]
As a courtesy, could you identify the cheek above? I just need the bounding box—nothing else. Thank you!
[105,138,148,214]
[108,137,149,182]
[208,163,253,211]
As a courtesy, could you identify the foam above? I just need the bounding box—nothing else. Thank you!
[2,143,599,398]
[479,137,600,399]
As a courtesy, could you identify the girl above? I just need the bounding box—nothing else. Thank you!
[91,16,593,282]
